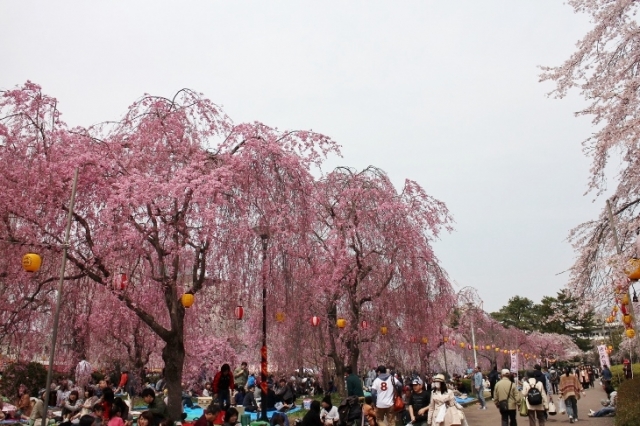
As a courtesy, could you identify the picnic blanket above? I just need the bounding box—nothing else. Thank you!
[455,396,476,404]
[182,406,302,422]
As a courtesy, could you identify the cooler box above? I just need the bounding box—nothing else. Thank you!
[240,414,251,426]
[197,397,212,409]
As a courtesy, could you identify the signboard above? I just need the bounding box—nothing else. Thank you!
[597,345,611,368]
[510,351,518,373]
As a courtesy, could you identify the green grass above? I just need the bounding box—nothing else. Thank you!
[609,364,640,388]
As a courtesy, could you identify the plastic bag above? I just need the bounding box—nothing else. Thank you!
[519,401,528,417]
[557,398,566,415]
[435,405,446,423]
[548,401,557,415]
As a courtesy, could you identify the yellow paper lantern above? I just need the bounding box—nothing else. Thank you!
[275,312,285,322]
[336,318,346,328]
[380,326,388,336]
[613,306,619,313]
[181,293,194,308]
[607,345,613,350]
[421,337,428,344]
[485,345,491,350]
[626,328,636,338]
[622,294,630,305]
[22,253,42,272]
[495,348,500,352]
[623,314,633,325]
[459,342,465,348]
[474,345,478,350]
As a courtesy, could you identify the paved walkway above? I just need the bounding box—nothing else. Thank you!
[461,384,614,426]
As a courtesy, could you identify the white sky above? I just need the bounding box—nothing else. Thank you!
[0,1,603,312]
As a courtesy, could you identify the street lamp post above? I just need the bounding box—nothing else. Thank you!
[41,168,79,426]
[254,226,270,422]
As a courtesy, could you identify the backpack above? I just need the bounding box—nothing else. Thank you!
[550,370,558,383]
[526,380,543,405]
[218,372,231,390]
[338,396,362,426]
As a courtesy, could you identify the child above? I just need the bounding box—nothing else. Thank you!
[362,396,376,426]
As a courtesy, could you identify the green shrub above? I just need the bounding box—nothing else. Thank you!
[610,364,640,388]
[615,377,640,426]
[0,362,47,400]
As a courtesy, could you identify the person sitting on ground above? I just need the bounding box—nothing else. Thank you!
[588,384,617,417]
[362,396,376,426]
[141,388,169,426]
[182,384,194,408]
[300,400,323,426]
[16,384,32,420]
[194,405,219,426]
[270,412,290,426]
[92,403,104,426]
[203,383,213,398]
[233,386,245,407]
[222,407,238,426]
[242,384,259,413]
[320,395,339,426]
[275,379,295,407]
[61,390,84,425]
[80,388,99,418]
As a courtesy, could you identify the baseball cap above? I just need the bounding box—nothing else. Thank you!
[411,377,423,385]
[501,369,510,376]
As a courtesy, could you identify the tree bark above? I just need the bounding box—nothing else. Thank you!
[162,334,185,421]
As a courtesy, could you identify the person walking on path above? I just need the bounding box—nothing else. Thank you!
[522,373,548,426]
[559,368,582,424]
[488,366,500,399]
[548,367,559,395]
[426,375,457,426]
[473,366,486,410]
[408,377,430,426]
[493,369,521,426]
[345,367,364,398]
[601,365,612,388]
[371,365,396,426]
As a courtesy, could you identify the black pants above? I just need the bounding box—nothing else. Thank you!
[218,389,231,411]
[500,409,517,426]
[551,382,558,394]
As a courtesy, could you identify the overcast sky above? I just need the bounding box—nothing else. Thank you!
[1,1,603,312]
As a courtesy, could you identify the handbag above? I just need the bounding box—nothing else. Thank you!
[557,398,566,414]
[498,383,512,413]
[548,400,556,415]
[391,377,404,412]
[519,400,529,417]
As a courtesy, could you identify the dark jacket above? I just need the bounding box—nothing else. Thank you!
[147,397,169,425]
[300,410,323,426]
[243,392,259,411]
[346,374,364,397]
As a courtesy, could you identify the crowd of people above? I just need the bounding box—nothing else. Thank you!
[0,359,623,426]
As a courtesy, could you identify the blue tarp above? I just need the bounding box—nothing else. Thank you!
[181,407,302,422]
[455,396,476,404]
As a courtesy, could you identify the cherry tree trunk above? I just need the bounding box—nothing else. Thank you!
[162,334,185,422]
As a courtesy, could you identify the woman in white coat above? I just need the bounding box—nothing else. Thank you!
[522,374,548,426]
[427,374,463,426]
